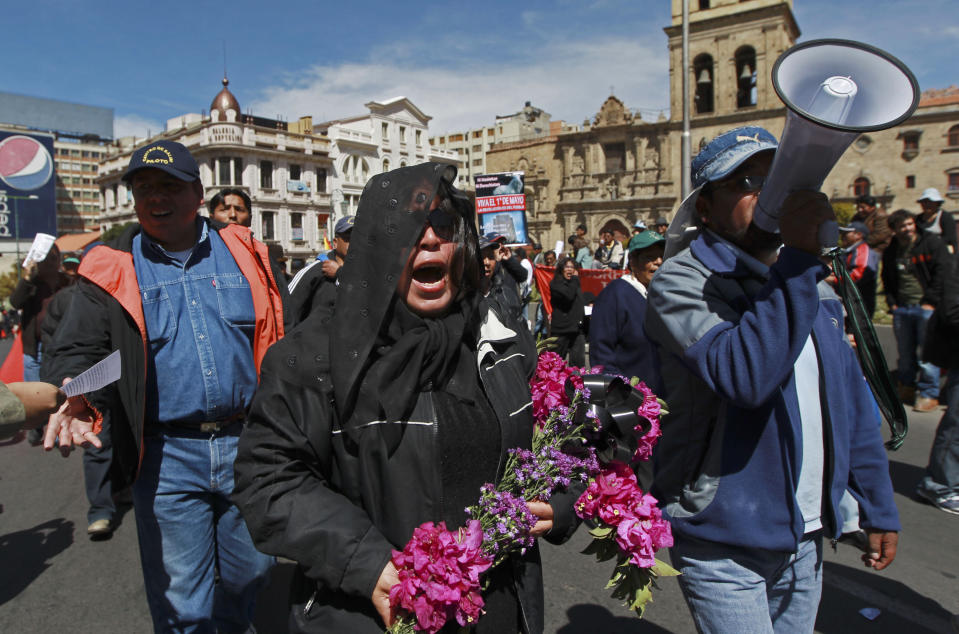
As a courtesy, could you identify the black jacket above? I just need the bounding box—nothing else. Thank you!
[10,273,66,357]
[486,262,525,329]
[233,304,579,633]
[288,253,338,323]
[881,230,950,308]
[922,256,959,368]
[549,275,585,335]
[919,209,958,255]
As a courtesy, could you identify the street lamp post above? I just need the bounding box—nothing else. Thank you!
[681,0,691,199]
[6,194,40,280]
[330,188,348,223]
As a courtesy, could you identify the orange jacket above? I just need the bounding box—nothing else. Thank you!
[47,221,286,485]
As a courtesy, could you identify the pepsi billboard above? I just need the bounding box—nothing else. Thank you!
[0,130,57,240]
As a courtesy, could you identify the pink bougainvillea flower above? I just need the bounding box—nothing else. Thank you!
[389,520,493,634]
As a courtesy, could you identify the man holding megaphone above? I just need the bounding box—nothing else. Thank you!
[646,127,900,633]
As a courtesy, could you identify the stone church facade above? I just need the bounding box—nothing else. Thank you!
[486,0,959,250]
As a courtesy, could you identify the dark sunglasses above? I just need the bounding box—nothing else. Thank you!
[426,207,460,241]
[710,173,765,194]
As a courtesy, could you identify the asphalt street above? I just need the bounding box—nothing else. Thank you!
[0,327,956,633]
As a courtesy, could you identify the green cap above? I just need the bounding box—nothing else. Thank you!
[628,230,665,253]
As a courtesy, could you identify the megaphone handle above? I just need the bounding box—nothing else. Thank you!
[819,219,839,251]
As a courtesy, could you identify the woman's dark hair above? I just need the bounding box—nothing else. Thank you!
[208,188,251,214]
[435,184,482,299]
[555,256,576,274]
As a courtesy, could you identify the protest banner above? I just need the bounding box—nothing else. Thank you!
[474,171,529,245]
[534,265,626,315]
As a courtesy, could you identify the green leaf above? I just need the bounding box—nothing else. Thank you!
[588,526,613,539]
[629,583,654,617]
[650,558,681,577]
[605,570,626,590]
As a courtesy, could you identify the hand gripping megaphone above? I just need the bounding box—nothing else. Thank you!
[753,39,920,248]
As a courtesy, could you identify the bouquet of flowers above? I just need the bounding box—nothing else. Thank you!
[387,352,672,633]
[571,374,678,617]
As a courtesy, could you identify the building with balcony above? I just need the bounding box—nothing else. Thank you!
[97,78,333,271]
[314,97,460,223]
[429,102,556,190]
[485,0,959,250]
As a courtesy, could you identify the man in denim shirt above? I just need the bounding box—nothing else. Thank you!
[44,140,287,632]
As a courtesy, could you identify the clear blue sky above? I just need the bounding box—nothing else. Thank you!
[4,0,954,138]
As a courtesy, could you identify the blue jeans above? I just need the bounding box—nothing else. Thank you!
[892,305,940,399]
[919,368,959,499]
[84,413,115,523]
[671,533,823,634]
[534,303,548,338]
[132,425,273,633]
[22,344,41,382]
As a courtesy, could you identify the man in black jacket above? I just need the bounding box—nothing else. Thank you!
[480,232,527,328]
[882,209,951,412]
[12,244,68,444]
[917,188,957,255]
[287,215,354,323]
[919,255,959,514]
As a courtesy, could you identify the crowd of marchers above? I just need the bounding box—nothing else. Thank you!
[1,126,956,634]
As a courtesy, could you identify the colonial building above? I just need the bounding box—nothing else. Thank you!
[429,102,554,190]
[485,0,959,250]
[98,78,334,271]
[822,86,959,207]
[315,97,460,222]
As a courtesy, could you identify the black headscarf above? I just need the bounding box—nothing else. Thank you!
[330,162,481,451]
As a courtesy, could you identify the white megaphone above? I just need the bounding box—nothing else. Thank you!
[754,39,920,249]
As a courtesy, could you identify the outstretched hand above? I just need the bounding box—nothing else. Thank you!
[42,377,99,456]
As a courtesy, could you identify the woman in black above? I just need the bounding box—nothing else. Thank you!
[233,163,579,633]
[548,256,586,367]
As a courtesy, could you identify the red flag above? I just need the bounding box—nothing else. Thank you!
[534,266,626,316]
[0,333,24,383]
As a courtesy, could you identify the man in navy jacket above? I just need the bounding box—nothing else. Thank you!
[646,128,900,633]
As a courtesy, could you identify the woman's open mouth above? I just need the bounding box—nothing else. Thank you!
[412,263,447,291]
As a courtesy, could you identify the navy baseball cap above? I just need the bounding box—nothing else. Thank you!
[840,220,870,237]
[123,140,200,183]
[691,126,778,189]
[335,215,355,236]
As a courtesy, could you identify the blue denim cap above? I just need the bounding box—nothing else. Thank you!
[123,140,200,182]
[691,126,778,189]
[335,215,355,236]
